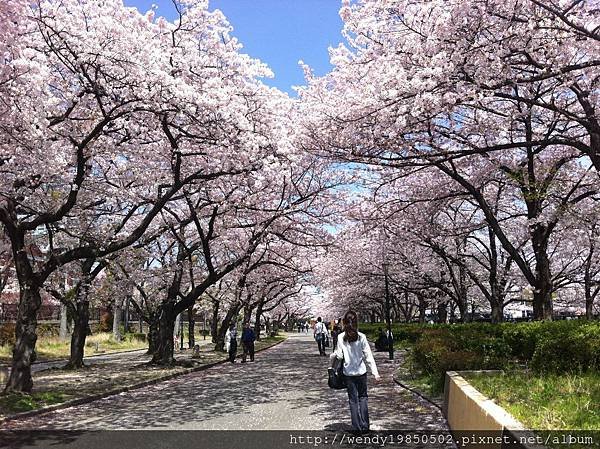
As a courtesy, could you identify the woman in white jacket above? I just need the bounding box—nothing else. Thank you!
[330,310,381,433]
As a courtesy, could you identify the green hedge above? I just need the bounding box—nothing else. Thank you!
[402,320,600,385]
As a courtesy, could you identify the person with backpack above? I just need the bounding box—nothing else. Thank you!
[313,317,329,355]
[330,310,381,434]
[241,321,256,363]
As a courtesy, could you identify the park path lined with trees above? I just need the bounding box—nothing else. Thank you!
[0,1,599,432]
[2,334,449,434]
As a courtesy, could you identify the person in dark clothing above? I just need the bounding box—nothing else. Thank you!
[375,327,388,352]
[241,322,256,362]
[331,319,342,351]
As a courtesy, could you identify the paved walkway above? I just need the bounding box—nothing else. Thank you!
[4,333,449,433]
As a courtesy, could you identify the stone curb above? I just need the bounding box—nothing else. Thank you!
[0,338,286,424]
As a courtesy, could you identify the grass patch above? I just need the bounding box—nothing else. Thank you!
[0,332,148,363]
[393,349,444,405]
[466,371,600,430]
[0,391,70,415]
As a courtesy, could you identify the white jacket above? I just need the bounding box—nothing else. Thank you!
[331,331,380,377]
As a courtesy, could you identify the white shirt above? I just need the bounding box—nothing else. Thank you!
[331,331,379,378]
[314,321,328,335]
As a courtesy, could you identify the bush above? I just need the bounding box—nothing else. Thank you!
[413,328,509,389]
[500,322,542,360]
[37,323,59,338]
[531,324,600,374]
[126,332,146,342]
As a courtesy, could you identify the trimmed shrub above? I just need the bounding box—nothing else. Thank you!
[500,322,542,360]
[531,324,600,373]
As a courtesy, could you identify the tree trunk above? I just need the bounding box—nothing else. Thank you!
[531,227,553,320]
[210,300,220,344]
[5,282,41,393]
[113,299,122,342]
[215,305,240,352]
[254,302,264,341]
[243,303,253,324]
[124,295,130,334]
[187,306,195,349]
[150,306,176,365]
[490,300,504,323]
[584,262,595,320]
[59,303,70,341]
[147,314,159,355]
[265,317,272,336]
[65,300,89,369]
[437,302,448,324]
[458,265,470,323]
[417,294,427,323]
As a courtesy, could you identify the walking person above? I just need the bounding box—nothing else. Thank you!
[331,318,342,351]
[241,321,256,363]
[313,317,328,355]
[225,322,238,363]
[330,310,381,434]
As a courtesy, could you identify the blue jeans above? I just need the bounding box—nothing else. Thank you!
[315,334,326,355]
[346,373,369,431]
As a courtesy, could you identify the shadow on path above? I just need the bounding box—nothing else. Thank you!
[3,334,449,433]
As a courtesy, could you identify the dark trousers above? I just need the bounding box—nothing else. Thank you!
[228,339,237,362]
[242,341,255,361]
[346,373,369,431]
[316,334,326,355]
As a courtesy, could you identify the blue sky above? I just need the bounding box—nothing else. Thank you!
[124,0,344,95]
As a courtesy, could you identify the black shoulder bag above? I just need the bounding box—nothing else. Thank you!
[328,356,346,390]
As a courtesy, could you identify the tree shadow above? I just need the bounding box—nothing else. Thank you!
[3,334,450,442]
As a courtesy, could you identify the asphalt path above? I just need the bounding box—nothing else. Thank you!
[2,333,452,449]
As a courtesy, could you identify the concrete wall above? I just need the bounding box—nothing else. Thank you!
[443,371,538,449]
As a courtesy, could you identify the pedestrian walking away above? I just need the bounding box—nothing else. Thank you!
[330,310,380,434]
[241,321,256,362]
[313,317,329,356]
[331,318,342,351]
[225,322,238,363]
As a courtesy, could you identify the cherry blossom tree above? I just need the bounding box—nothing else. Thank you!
[300,0,600,322]
[0,0,281,392]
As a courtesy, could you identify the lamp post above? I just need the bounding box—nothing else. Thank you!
[179,312,184,351]
[383,261,394,361]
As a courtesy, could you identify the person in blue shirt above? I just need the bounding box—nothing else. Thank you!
[241,321,256,363]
